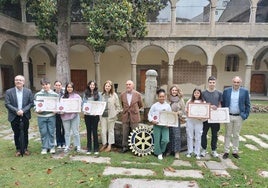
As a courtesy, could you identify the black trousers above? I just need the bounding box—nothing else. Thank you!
[55,114,65,146]
[201,121,220,151]
[84,115,99,152]
[11,116,29,151]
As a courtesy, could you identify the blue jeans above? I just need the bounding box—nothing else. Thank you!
[62,114,81,149]
[38,116,56,149]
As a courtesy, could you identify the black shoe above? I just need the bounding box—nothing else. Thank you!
[232,153,240,159]
[222,153,229,159]
[121,147,128,153]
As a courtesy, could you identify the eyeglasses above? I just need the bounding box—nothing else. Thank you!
[233,82,240,83]
[15,79,23,82]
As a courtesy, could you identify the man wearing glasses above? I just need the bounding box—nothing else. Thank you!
[222,76,250,159]
[5,75,34,156]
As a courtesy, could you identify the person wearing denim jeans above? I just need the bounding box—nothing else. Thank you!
[34,78,58,154]
[60,82,81,153]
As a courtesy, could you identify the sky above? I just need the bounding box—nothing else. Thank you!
[157,0,210,21]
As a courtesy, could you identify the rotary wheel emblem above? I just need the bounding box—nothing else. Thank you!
[128,125,154,156]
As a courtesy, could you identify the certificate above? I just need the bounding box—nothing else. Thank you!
[208,107,230,123]
[158,111,178,127]
[35,96,58,112]
[82,101,106,115]
[188,103,210,119]
[57,98,81,113]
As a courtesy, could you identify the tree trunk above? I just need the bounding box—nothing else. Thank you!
[56,0,71,85]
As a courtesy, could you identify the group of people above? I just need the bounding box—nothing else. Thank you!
[148,76,250,160]
[4,76,142,156]
[5,75,250,161]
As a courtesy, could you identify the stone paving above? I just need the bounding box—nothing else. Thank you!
[1,126,268,187]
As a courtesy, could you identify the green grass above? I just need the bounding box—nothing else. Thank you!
[0,99,268,188]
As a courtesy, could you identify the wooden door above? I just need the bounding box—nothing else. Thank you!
[250,74,265,94]
[71,70,87,92]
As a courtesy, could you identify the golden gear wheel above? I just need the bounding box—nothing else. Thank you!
[128,125,154,156]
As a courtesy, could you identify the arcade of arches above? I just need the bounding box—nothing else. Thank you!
[1,0,268,96]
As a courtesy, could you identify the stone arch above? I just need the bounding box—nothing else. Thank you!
[213,42,249,64]
[250,43,268,95]
[24,42,57,90]
[69,44,94,92]
[213,44,248,90]
[100,44,132,93]
[136,44,169,92]
[173,44,209,93]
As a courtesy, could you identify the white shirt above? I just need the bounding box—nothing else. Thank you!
[16,87,23,110]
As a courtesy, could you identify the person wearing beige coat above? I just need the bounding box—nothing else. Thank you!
[99,80,122,152]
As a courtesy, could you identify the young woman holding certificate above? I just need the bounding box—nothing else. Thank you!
[148,89,172,160]
[83,81,101,155]
[185,88,206,159]
[60,82,81,153]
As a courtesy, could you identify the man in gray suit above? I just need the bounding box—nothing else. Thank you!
[5,75,34,156]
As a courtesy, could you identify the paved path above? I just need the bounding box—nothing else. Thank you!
[1,125,268,187]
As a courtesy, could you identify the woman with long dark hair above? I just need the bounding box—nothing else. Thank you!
[83,81,101,155]
[185,88,206,159]
[60,82,81,153]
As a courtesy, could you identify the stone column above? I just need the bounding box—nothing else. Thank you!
[94,52,101,87]
[168,64,173,90]
[206,64,212,87]
[144,70,158,108]
[170,5,176,36]
[244,64,252,90]
[249,3,257,24]
[131,63,137,89]
[20,0,27,23]
[22,60,30,88]
[209,0,217,36]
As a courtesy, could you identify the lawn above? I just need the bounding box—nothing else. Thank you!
[0,99,268,188]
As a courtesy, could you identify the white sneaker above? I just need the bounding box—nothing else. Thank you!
[158,154,163,160]
[175,152,180,159]
[196,155,201,160]
[62,145,66,149]
[211,150,219,158]
[200,149,206,157]
[94,152,99,155]
[57,145,61,149]
[41,149,47,155]
[64,148,69,153]
[50,147,56,154]
[86,151,91,155]
[186,153,191,158]
[76,146,81,152]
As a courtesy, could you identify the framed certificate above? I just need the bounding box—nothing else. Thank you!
[158,111,178,127]
[35,96,58,112]
[57,98,81,113]
[82,101,106,115]
[208,107,230,123]
[188,103,210,119]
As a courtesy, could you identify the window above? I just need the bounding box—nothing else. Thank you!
[225,54,239,72]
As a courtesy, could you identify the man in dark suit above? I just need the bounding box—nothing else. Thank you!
[5,75,34,156]
[120,80,143,153]
[222,76,250,159]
